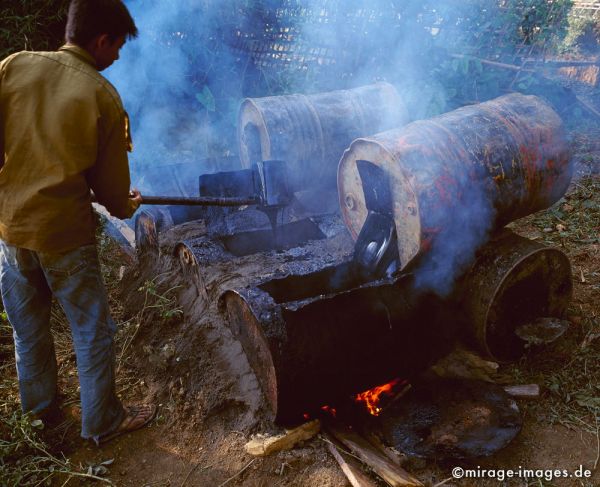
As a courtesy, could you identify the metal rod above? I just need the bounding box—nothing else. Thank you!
[139,195,260,206]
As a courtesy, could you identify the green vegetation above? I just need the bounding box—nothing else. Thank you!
[506,175,600,434]
[0,1,69,59]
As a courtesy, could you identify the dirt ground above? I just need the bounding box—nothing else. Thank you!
[1,118,599,487]
[55,125,599,487]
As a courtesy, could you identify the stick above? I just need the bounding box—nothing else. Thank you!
[324,434,378,487]
[524,59,600,68]
[180,461,217,487]
[575,96,600,121]
[326,422,423,487]
[181,462,201,487]
[449,54,534,73]
[594,416,599,470]
[217,459,256,487]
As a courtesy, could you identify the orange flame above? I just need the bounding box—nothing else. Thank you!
[355,378,406,416]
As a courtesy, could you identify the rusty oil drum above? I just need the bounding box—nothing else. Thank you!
[238,82,408,192]
[459,230,572,362]
[338,93,572,270]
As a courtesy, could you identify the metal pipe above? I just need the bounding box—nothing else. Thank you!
[139,195,260,206]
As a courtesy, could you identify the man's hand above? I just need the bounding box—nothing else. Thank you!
[129,188,143,211]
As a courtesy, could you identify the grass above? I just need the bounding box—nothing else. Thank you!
[505,174,600,439]
[0,1,69,59]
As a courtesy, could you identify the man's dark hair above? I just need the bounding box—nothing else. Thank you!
[65,0,138,46]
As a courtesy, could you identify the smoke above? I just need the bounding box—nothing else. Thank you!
[412,173,495,297]
[105,0,242,193]
[105,0,574,294]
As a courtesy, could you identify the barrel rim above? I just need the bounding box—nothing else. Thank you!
[480,244,573,362]
[337,135,421,269]
[220,289,279,417]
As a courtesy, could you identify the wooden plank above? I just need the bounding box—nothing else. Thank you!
[326,422,423,487]
[362,431,405,467]
[324,434,379,487]
[93,203,136,262]
[245,419,320,456]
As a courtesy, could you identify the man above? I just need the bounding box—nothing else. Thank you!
[0,0,156,444]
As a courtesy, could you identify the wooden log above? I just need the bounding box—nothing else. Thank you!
[324,434,379,487]
[244,420,321,456]
[503,384,540,400]
[326,422,423,487]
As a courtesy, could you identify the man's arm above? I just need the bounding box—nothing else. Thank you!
[86,110,139,219]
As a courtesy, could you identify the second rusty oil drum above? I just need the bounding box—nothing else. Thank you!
[238,82,408,192]
[338,93,572,270]
[458,230,572,362]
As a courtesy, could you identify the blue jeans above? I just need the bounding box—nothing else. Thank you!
[0,240,125,439]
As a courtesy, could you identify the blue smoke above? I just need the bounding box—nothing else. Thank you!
[104,0,568,295]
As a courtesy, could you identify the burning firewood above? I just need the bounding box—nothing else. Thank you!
[244,419,320,456]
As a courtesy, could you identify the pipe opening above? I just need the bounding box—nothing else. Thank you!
[487,254,572,361]
[258,261,362,304]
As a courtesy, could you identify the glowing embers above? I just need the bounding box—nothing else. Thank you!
[320,405,337,418]
[355,378,410,416]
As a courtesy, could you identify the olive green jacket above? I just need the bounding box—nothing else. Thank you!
[0,44,135,252]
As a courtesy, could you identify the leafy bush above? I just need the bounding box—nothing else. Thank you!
[563,13,600,53]
[0,1,69,60]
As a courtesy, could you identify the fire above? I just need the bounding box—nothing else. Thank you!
[355,378,408,416]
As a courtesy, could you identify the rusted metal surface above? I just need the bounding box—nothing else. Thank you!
[338,93,572,270]
[238,82,408,191]
[221,272,453,424]
[458,230,573,362]
[371,379,522,460]
[220,229,572,422]
[176,211,354,311]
